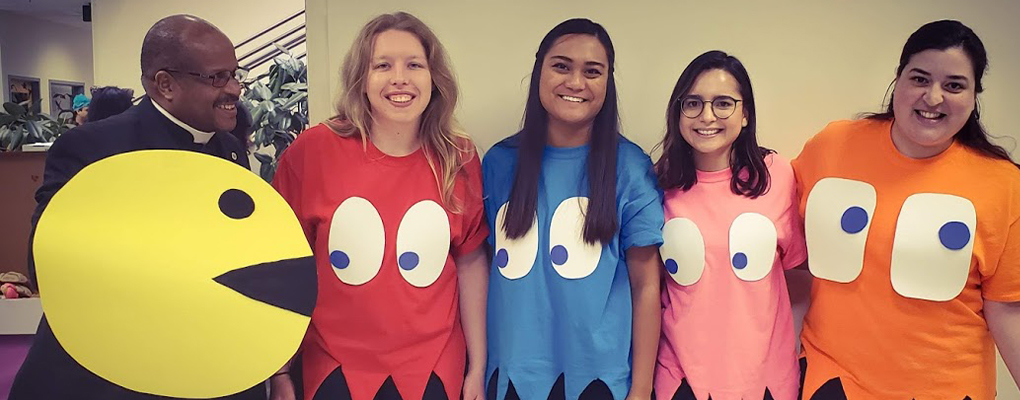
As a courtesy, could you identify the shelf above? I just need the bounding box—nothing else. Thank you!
[0,298,41,335]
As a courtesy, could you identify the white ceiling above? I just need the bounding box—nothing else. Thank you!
[0,0,92,29]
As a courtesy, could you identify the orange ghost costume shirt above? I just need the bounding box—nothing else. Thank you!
[792,119,1020,399]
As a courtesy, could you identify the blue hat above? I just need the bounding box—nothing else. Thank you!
[72,94,90,111]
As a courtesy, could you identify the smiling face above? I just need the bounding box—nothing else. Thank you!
[890,47,976,159]
[538,34,608,140]
[164,30,242,133]
[677,69,748,171]
[364,29,433,130]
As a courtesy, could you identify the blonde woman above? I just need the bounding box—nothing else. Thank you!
[271,12,489,400]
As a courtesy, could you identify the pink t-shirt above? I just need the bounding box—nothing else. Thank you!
[655,154,807,400]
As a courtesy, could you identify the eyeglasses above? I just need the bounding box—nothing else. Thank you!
[164,68,248,88]
[678,95,743,119]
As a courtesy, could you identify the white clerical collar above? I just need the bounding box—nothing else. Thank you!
[152,100,215,144]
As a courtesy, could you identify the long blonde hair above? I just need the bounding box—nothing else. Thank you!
[326,12,474,212]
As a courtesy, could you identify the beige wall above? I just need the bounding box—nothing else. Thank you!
[0,11,94,114]
[91,0,305,93]
[306,0,1020,397]
[305,0,1020,159]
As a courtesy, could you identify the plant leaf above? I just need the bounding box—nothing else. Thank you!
[278,117,292,133]
[10,126,25,151]
[4,102,27,117]
[25,120,42,140]
[281,82,307,92]
[281,92,308,110]
[254,83,273,102]
[273,42,291,56]
[260,160,274,182]
[253,152,273,164]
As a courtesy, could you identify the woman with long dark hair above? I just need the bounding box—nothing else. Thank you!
[483,18,663,400]
[793,20,1020,399]
[653,51,806,400]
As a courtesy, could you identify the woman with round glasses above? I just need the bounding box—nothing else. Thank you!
[653,50,806,400]
[793,20,1020,399]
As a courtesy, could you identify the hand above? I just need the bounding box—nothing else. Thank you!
[269,373,297,400]
[462,369,485,400]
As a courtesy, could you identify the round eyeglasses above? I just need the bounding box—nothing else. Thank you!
[678,96,742,119]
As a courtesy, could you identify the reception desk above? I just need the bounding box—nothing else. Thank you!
[0,151,45,399]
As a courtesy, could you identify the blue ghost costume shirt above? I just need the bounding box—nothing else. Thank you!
[482,134,664,400]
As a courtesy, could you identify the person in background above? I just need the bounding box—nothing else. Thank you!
[86,86,135,123]
[72,93,89,125]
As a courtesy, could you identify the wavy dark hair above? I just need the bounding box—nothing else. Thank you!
[502,18,620,245]
[654,50,773,197]
[864,19,1017,168]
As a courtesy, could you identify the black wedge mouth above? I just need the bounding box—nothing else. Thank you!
[214,256,317,316]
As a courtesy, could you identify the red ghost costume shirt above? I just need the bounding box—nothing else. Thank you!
[273,124,488,400]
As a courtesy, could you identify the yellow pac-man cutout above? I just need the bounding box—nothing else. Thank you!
[34,150,316,398]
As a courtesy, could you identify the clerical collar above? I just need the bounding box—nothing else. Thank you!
[152,100,215,144]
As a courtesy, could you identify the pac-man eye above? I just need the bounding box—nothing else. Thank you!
[804,178,877,283]
[548,197,603,280]
[396,200,451,288]
[327,197,384,286]
[493,202,539,280]
[728,213,777,282]
[660,218,705,286]
[890,193,975,301]
[219,189,255,219]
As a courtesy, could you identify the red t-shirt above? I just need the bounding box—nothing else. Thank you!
[273,124,488,400]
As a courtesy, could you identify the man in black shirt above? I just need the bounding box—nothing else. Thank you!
[10,15,276,400]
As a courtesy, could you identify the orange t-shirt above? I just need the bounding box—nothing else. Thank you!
[792,119,1020,399]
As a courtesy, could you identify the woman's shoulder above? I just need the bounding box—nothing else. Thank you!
[481,134,523,167]
[616,135,653,168]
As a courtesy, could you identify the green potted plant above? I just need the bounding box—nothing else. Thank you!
[241,44,309,182]
[0,99,75,152]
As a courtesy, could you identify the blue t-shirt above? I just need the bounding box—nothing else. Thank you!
[482,134,664,400]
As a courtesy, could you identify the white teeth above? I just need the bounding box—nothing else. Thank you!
[388,94,412,103]
[560,95,585,103]
[917,110,942,119]
[217,104,235,110]
[695,129,720,136]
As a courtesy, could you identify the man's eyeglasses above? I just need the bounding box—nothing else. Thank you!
[164,68,248,88]
[678,95,743,119]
